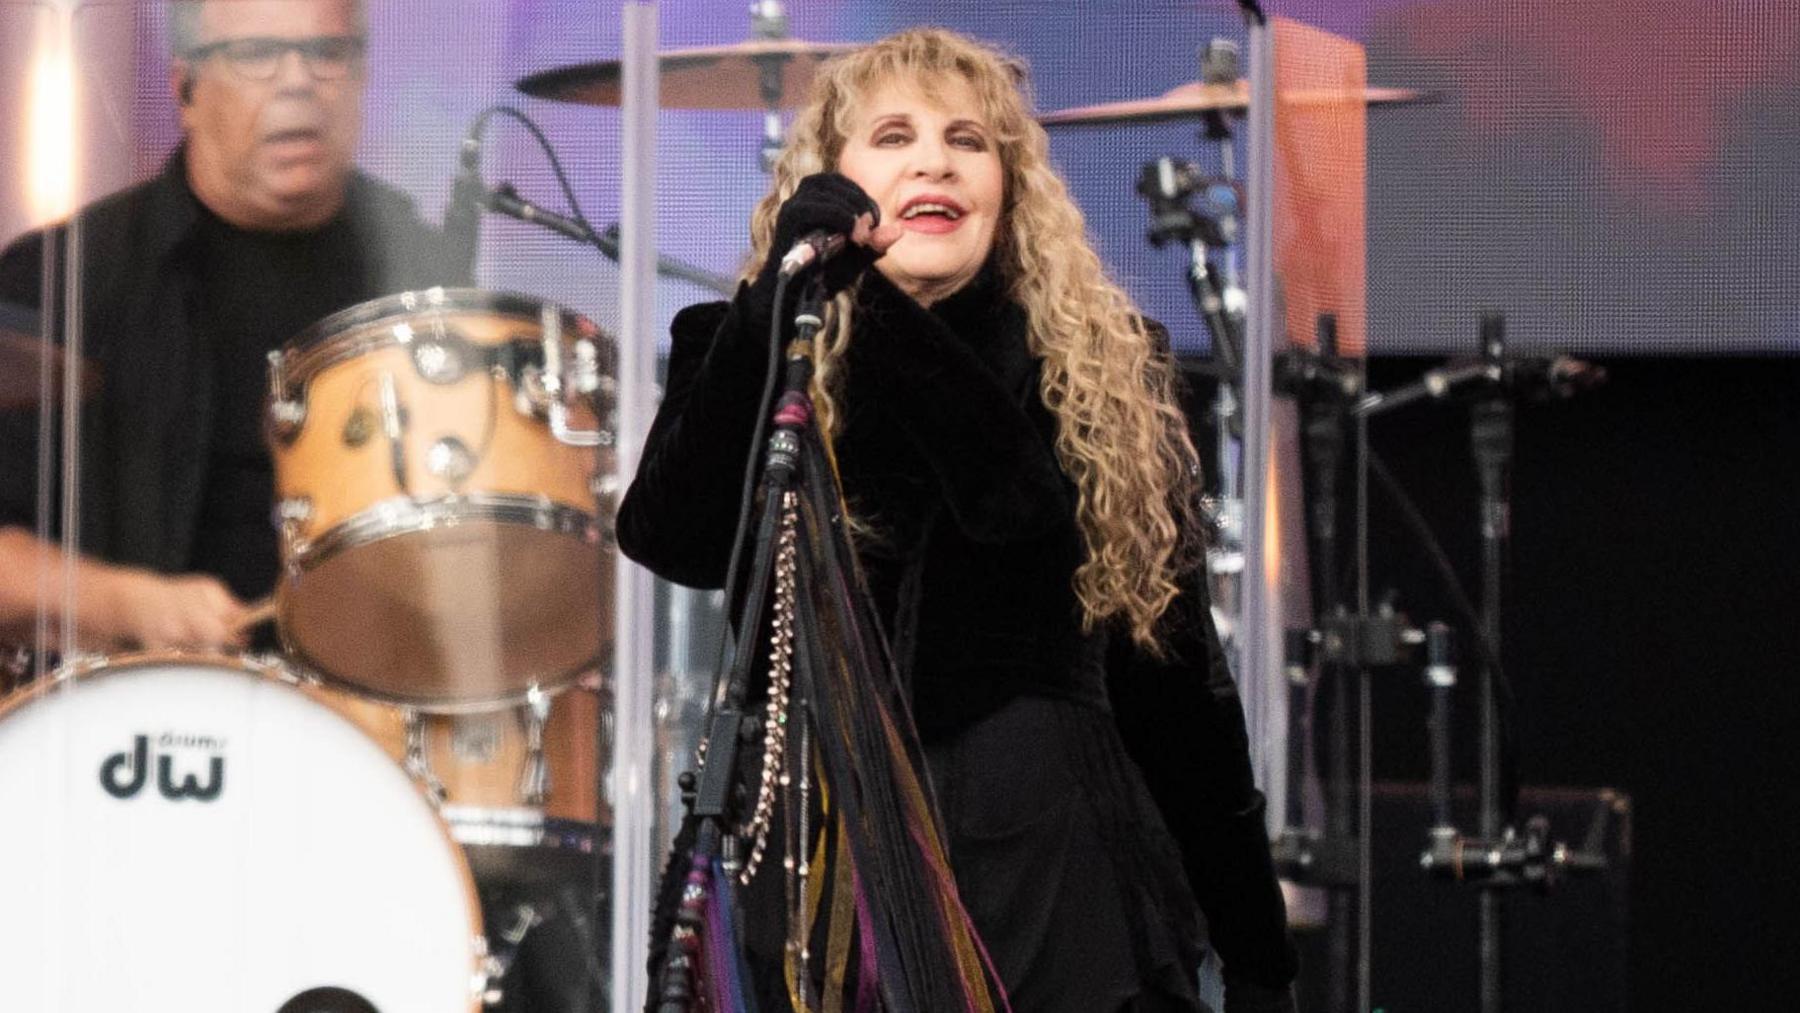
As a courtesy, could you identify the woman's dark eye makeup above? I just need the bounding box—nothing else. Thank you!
[870,119,988,151]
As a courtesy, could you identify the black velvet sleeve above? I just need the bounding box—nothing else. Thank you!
[1107,570,1300,990]
[614,289,767,589]
[617,272,1068,587]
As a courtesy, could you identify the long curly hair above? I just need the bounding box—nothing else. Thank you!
[747,27,1204,652]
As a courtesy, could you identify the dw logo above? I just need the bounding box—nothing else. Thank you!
[99,734,226,802]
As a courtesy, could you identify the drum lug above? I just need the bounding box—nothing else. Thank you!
[426,436,477,485]
[274,496,313,525]
[403,708,447,805]
[517,688,552,807]
[411,327,470,385]
[265,351,307,444]
[274,498,313,558]
[267,398,307,444]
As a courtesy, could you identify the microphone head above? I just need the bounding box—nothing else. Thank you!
[1201,38,1240,85]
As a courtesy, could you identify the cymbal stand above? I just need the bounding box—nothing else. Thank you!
[752,1,792,173]
[1266,316,1418,1013]
[1135,35,1257,576]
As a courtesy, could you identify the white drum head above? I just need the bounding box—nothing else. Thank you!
[0,656,484,1012]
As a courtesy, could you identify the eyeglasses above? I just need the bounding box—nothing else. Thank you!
[184,35,367,82]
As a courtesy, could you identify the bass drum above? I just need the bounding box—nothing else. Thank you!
[0,654,487,1013]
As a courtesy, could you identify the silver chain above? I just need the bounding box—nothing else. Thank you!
[739,490,800,885]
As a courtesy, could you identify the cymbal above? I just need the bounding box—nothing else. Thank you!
[0,303,97,410]
[1040,80,1427,127]
[517,38,861,110]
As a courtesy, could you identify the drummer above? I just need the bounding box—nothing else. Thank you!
[0,0,464,651]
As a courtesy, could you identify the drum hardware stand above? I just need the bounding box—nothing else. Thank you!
[1135,148,1251,646]
[1257,315,1385,1013]
[1133,34,1253,506]
[1416,622,1610,883]
[1269,603,1426,887]
[1344,313,1607,1013]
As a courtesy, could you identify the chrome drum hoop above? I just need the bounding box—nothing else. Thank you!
[0,650,300,720]
[275,286,614,397]
[284,492,606,569]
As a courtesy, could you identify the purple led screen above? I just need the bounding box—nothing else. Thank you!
[54,1,1800,356]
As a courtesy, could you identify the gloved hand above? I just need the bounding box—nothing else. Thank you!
[1222,974,1299,1013]
[744,172,901,325]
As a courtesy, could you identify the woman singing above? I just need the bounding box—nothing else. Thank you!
[619,27,1297,1013]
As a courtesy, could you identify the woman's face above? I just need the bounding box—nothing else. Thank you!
[835,77,1005,306]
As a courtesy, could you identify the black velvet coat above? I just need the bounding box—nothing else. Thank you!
[617,267,1297,1002]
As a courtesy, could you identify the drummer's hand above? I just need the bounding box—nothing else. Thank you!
[85,569,250,652]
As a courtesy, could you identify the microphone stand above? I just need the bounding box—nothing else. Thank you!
[478,181,735,297]
[1355,313,1610,1013]
[653,278,827,1010]
[448,104,737,297]
[1470,312,1515,1013]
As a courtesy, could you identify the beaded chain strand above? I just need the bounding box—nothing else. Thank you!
[739,490,801,885]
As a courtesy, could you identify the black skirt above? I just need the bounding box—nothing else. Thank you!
[739,692,1211,1013]
[922,694,1209,1013]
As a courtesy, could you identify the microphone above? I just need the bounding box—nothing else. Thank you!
[483,183,596,244]
[443,129,485,280]
[777,230,849,278]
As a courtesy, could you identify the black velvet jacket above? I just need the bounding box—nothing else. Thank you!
[617,268,1297,989]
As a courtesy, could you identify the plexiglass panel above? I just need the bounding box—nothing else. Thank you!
[0,3,642,1008]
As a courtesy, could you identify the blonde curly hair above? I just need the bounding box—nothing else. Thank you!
[747,27,1204,652]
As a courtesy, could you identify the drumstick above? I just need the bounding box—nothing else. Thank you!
[236,596,279,635]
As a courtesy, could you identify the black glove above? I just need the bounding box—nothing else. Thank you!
[744,172,884,324]
[1223,973,1299,1013]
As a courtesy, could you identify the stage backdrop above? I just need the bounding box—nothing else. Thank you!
[4,4,1794,1010]
[5,1,1788,358]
